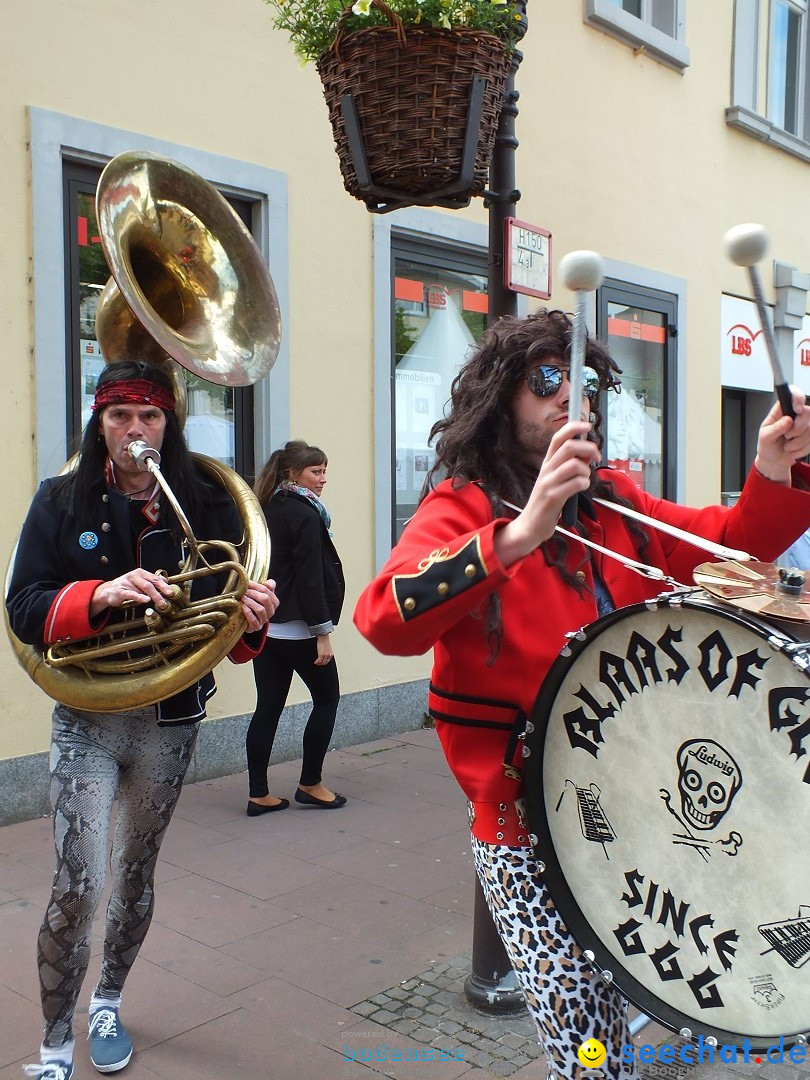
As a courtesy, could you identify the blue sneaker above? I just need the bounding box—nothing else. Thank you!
[88,1005,133,1073]
[23,1064,74,1080]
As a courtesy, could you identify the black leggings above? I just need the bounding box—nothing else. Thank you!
[247,637,340,795]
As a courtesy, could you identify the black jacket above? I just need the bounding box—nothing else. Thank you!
[265,489,344,634]
[6,471,255,722]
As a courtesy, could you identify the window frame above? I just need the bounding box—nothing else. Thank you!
[30,107,290,483]
[767,0,807,135]
[728,0,810,162]
[584,0,690,71]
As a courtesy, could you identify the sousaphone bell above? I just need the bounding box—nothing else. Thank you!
[4,150,281,712]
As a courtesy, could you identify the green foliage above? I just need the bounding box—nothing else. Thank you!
[264,0,522,64]
[394,305,417,359]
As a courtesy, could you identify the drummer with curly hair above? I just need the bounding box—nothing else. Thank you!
[354,308,810,1080]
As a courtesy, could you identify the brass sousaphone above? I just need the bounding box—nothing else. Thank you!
[5,151,281,712]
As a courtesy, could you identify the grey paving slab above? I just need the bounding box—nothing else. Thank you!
[312,836,470,899]
[227,975,361,1037]
[0,852,51,895]
[268,869,463,947]
[137,923,269,997]
[423,883,477,917]
[360,759,470,807]
[148,872,298,948]
[133,1007,372,1080]
[150,814,234,862]
[219,914,430,1006]
[225,805,366,859]
[0,985,43,1065]
[338,800,469,848]
[161,835,341,900]
[406,827,477,866]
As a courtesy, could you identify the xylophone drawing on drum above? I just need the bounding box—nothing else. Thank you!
[355,234,810,1078]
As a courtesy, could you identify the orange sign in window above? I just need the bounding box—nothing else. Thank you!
[608,317,666,344]
[394,277,424,303]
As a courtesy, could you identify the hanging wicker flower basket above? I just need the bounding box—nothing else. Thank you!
[316,0,512,209]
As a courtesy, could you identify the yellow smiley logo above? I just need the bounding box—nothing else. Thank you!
[577,1039,607,1068]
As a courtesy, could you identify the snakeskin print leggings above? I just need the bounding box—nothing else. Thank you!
[39,704,197,1047]
[471,837,639,1080]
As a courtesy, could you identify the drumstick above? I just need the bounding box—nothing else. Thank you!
[724,223,796,420]
[559,250,605,526]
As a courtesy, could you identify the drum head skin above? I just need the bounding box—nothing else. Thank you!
[524,594,810,1051]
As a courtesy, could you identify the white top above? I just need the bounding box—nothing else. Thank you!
[777,529,810,571]
[266,619,311,640]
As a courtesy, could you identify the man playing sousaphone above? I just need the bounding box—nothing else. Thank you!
[6,360,279,1080]
[354,308,810,1080]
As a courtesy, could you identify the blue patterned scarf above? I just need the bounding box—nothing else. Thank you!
[275,481,332,533]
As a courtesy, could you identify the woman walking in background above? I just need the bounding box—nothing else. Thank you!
[246,440,346,816]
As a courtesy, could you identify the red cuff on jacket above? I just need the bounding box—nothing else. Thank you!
[470,800,532,847]
[44,580,107,644]
[228,631,266,665]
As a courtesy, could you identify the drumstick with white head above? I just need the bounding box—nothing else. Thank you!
[559,249,605,526]
[724,223,796,420]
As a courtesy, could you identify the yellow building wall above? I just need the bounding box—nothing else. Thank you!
[2,0,808,763]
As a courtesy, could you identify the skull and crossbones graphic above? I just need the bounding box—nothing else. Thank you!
[660,739,743,860]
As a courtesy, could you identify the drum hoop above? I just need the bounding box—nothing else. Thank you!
[523,593,809,1050]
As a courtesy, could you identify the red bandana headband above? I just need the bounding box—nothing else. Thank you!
[93,379,176,413]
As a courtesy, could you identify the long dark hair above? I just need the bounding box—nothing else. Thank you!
[62,360,206,539]
[254,439,327,507]
[425,309,648,662]
[426,309,621,506]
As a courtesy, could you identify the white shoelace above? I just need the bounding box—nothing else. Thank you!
[23,1065,71,1080]
[88,1008,118,1039]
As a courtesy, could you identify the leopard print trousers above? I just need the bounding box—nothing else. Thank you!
[472,836,639,1080]
[38,704,197,1047]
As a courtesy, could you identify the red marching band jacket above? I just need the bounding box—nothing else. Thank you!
[354,465,810,845]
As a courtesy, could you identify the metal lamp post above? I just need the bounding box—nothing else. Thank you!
[463,0,529,1016]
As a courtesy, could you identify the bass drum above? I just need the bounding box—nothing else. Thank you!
[523,592,810,1051]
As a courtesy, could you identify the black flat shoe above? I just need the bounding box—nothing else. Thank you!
[246,798,290,817]
[294,789,347,809]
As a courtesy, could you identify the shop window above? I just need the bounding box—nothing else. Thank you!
[391,236,488,541]
[584,0,690,70]
[597,280,678,499]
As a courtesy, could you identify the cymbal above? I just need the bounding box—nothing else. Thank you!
[693,560,810,623]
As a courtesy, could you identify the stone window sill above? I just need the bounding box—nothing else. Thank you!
[585,0,690,72]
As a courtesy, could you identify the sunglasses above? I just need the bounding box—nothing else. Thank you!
[527,364,601,400]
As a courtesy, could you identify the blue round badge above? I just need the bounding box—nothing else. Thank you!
[79,531,99,550]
